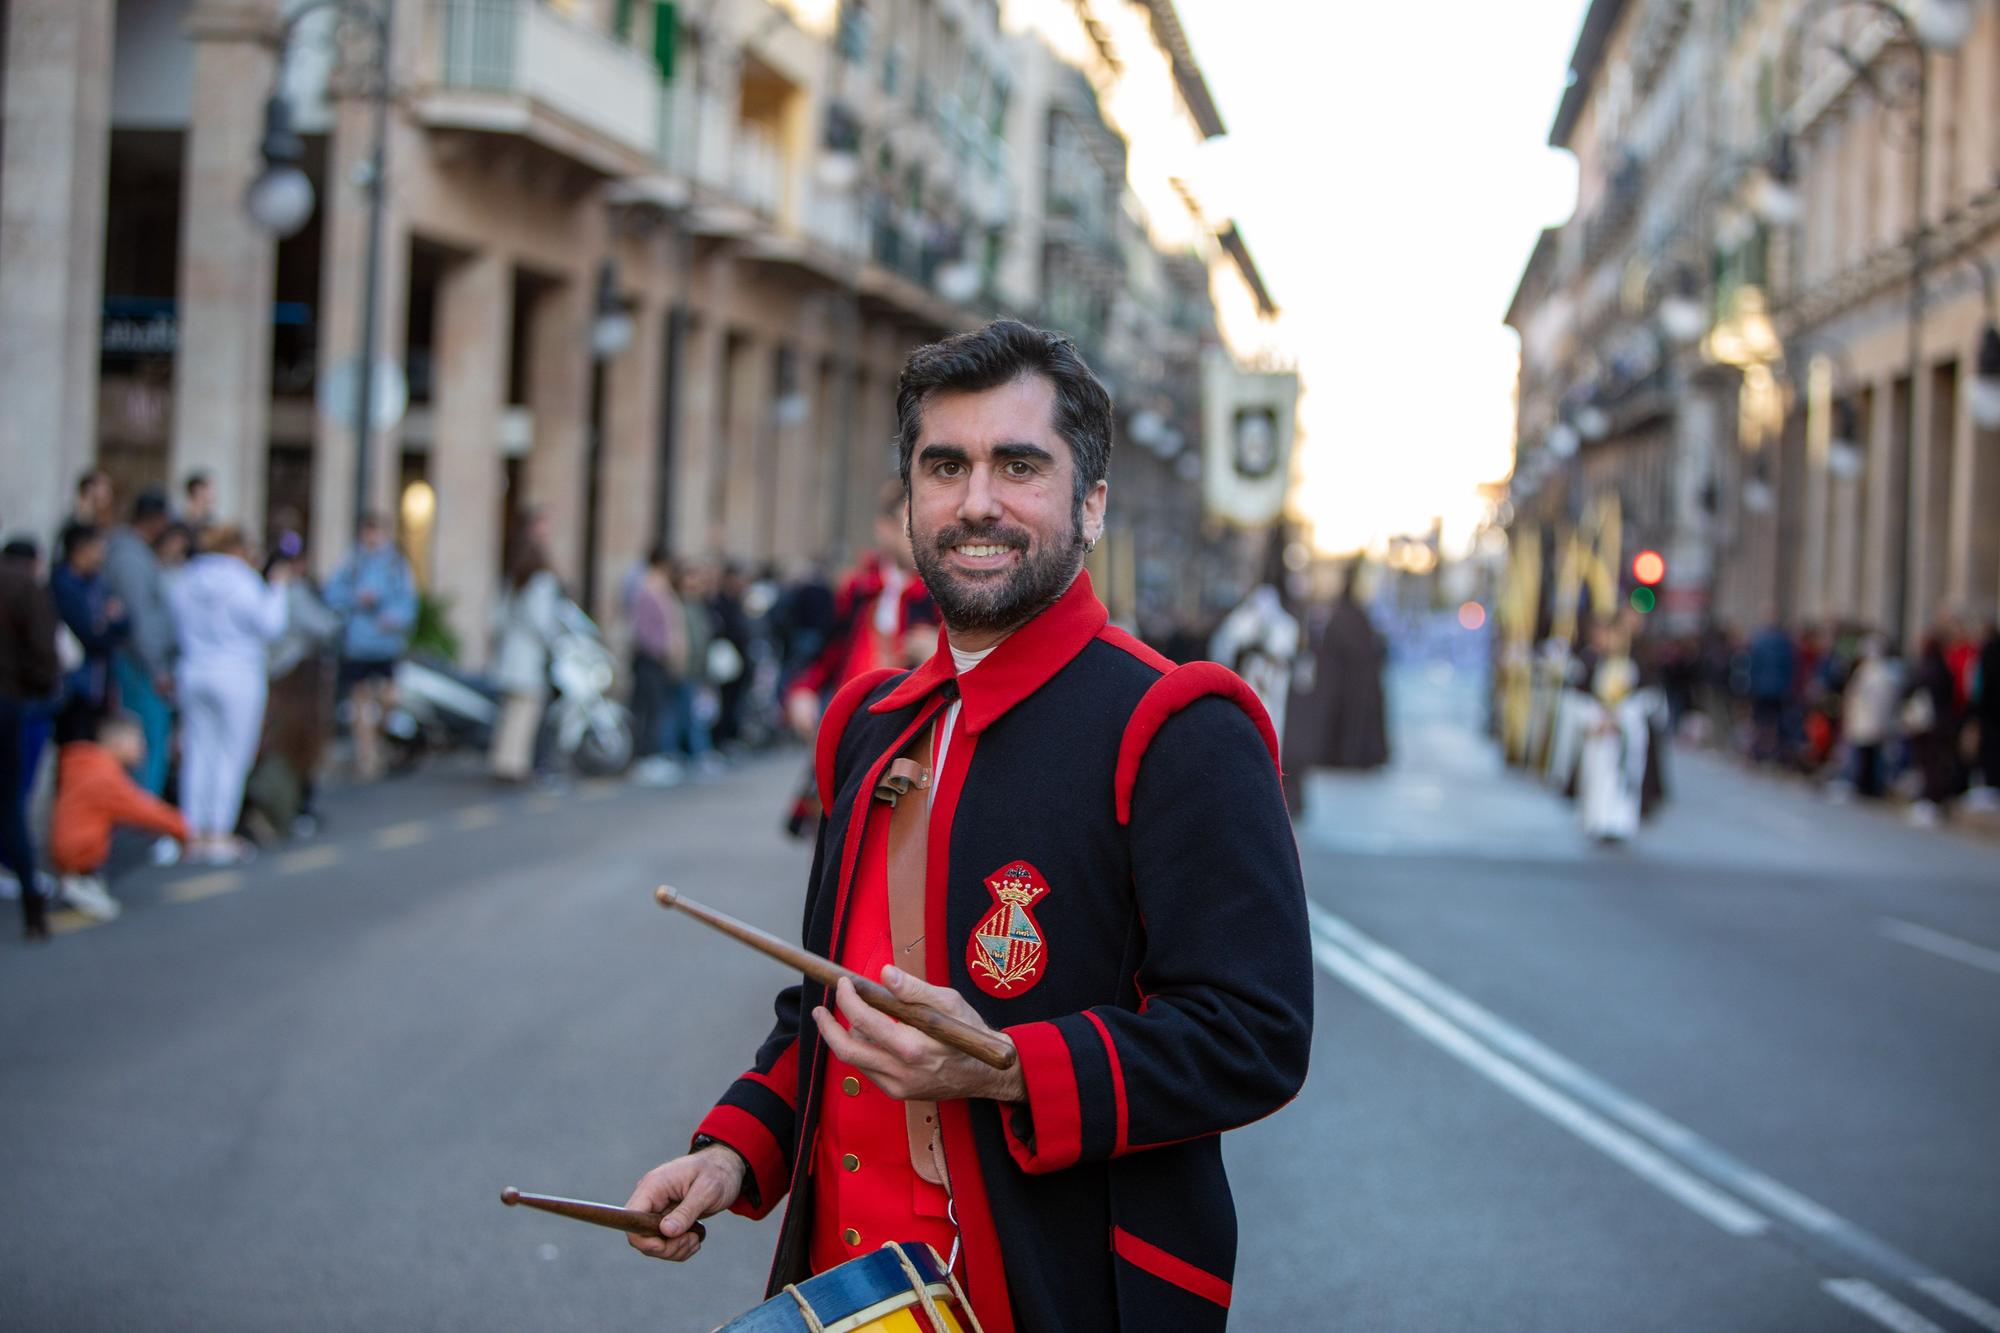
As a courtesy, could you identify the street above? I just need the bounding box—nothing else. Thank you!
[3,670,1997,1332]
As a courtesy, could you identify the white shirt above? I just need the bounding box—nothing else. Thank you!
[931,641,996,803]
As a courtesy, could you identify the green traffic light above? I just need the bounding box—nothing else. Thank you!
[1630,586,1657,614]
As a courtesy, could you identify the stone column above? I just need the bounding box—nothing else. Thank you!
[0,0,113,543]
[1860,376,1903,632]
[429,247,512,668]
[171,0,281,534]
[311,99,411,577]
[595,291,665,624]
[719,329,770,559]
[672,247,733,556]
[522,272,591,586]
[1797,357,1834,622]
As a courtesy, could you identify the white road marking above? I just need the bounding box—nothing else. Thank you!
[1310,903,2000,1332]
[454,804,502,831]
[372,820,430,850]
[1878,918,2000,977]
[165,871,244,904]
[276,845,341,874]
[1823,1279,1948,1333]
[1309,927,1769,1236]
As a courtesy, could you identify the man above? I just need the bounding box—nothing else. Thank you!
[71,468,114,530]
[324,514,417,782]
[50,523,127,732]
[101,489,178,796]
[1,536,60,938]
[180,471,215,535]
[625,321,1313,1331]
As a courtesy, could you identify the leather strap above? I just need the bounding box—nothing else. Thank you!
[875,718,951,1190]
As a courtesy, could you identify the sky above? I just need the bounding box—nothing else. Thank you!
[1175,0,1594,556]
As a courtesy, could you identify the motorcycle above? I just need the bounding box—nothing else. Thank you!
[385,598,635,777]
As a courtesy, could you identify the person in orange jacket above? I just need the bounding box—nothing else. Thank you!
[50,715,188,921]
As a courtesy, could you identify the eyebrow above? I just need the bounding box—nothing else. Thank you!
[915,441,1056,467]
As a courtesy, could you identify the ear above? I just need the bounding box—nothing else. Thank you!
[1080,479,1108,547]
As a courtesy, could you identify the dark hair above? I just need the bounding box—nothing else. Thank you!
[76,468,107,498]
[58,522,101,564]
[184,471,211,497]
[506,536,551,591]
[131,487,171,523]
[894,319,1113,509]
[357,510,385,533]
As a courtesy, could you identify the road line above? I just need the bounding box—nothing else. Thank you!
[1308,927,1769,1236]
[1878,918,2000,977]
[46,908,103,935]
[1823,1280,1948,1333]
[372,820,430,850]
[165,871,244,904]
[1918,1279,2000,1332]
[276,845,341,875]
[1310,903,2000,1331]
[453,804,501,831]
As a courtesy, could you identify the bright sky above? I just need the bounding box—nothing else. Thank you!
[1176,0,1592,556]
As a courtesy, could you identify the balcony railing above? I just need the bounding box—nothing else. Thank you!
[437,0,663,163]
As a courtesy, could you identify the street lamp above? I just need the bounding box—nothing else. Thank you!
[245,0,396,543]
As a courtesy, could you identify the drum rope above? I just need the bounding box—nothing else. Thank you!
[888,1242,956,1333]
[780,1282,829,1333]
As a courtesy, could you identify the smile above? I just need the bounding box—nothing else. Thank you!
[954,544,1015,558]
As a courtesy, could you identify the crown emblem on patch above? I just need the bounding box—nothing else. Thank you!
[967,861,1051,997]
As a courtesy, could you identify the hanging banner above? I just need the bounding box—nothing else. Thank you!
[1201,348,1298,527]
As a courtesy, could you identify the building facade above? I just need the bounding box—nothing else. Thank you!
[1506,0,2000,646]
[0,0,1290,664]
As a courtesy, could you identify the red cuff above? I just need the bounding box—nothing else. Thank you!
[1000,1020,1082,1173]
[693,1103,788,1220]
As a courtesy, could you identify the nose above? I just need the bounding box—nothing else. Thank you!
[958,463,1004,524]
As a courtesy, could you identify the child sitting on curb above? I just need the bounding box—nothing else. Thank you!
[50,716,189,921]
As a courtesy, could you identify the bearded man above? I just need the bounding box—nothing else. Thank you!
[625,320,1313,1332]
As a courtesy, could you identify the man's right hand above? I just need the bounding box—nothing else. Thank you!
[623,1143,746,1262]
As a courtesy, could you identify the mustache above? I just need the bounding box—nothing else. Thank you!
[933,522,1030,552]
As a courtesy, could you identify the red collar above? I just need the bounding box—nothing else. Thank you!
[869,570,1108,734]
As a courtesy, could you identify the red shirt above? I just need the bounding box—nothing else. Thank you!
[809,722,974,1277]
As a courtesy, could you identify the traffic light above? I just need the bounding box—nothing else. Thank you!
[1631,549,1665,587]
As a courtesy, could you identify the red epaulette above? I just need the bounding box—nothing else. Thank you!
[1113,662,1280,825]
[814,667,904,810]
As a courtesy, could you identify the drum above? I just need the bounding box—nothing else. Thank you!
[713,1242,982,1333]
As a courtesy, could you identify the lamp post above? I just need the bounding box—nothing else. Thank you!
[245,0,396,544]
[1763,0,1973,641]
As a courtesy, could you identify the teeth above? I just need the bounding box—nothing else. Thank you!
[957,544,1010,557]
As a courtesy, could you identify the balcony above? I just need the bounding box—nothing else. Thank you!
[430,0,665,173]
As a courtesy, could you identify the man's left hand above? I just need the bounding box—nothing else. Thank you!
[812,966,1026,1105]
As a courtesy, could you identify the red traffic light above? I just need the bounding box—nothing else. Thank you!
[1632,550,1666,586]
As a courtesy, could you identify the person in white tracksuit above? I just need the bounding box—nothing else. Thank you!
[167,526,291,863]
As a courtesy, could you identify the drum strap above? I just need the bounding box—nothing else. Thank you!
[875,721,953,1194]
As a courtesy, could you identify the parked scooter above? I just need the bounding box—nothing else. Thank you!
[385,598,634,776]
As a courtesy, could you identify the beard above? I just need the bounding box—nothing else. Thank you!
[911,509,1089,637]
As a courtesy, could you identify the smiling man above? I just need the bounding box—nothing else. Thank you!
[626,320,1313,1332]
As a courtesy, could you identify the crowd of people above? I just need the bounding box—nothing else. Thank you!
[1649,612,2000,826]
[0,469,416,939]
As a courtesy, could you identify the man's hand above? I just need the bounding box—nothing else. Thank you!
[623,1144,746,1262]
[811,966,1025,1104]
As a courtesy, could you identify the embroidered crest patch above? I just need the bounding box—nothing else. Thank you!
[967,860,1051,997]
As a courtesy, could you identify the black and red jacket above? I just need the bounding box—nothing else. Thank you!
[696,571,1314,1331]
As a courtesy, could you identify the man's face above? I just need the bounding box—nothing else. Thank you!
[70,537,105,576]
[188,482,211,515]
[906,374,1107,638]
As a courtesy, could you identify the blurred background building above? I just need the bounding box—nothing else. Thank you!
[0,0,1295,663]
[1503,0,2000,649]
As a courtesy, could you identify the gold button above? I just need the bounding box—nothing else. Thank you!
[843,1227,861,1247]
[842,1153,860,1173]
[842,1076,860,1096]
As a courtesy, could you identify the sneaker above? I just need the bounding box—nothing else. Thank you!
[0,870,16,901]
[1964,786,2000,813]
[57,875,121,922]
[630,756,684,788]
[1906,800,1942,829]
[150,836,183,867]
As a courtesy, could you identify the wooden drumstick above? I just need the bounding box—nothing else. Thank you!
[654,885,1018,1071]
[500,1187,706,1243]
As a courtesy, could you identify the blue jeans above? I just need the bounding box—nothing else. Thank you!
[113,651,174,796]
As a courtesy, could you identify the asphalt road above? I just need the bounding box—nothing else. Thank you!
[2,669,1995,1332]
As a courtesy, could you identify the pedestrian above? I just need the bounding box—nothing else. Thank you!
[2,536,61,938]
[1208,577,1300,743]
[260,529,342,835]
[674,561,721,770]
[1746,614,1795,765]
[69,467,115,531]
[101,488,178,797]
[489,529,563,783]
[708,564,753,752]
[1902,629,1961,827]
[1282,567,1388,812]
[180,471,215,536]
[1839,634,1902,800]
[49,714,188,921]
[626,546,689,787]
[50,522,127,737]
[1969,619,2000,811]
[167,525,292,863]
[323,513,417,782]
[622,319,1313,1333]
